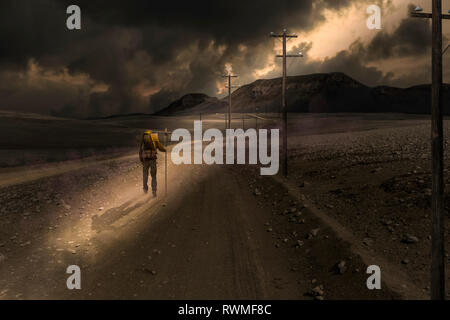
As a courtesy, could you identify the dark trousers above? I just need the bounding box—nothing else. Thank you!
[142,159,157,191]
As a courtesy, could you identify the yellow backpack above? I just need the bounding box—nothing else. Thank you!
[142,131,158,160]
[143,132,156,150]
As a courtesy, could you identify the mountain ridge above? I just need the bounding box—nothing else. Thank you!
[155,72,450,116]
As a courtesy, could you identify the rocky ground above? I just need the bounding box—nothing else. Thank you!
[234,165,399,300]
[0,156,147,298]
[283,121,450,298]
[0,113,448,300]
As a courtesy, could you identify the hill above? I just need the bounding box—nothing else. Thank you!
[155,72,450,115]
[154,93,225,116]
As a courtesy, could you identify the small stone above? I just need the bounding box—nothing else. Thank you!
[310,286,324,297]
[336,260,347,274]
[363,238,374,247]
[402,234,419,244]
[310,228,320,237]
[401,259,410,265]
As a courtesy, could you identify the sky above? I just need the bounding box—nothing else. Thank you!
[0,0,449,118]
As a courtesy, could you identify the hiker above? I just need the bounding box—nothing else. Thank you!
[139,130,166,197]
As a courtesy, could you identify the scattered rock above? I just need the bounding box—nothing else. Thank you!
[402,234,419,244]
[336,260,347,274]
[310,228,320,237]
[363,238,374,247]
[299,181,311,188]
[309,285,324,298]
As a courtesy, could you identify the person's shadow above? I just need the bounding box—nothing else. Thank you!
[91,200,147,232]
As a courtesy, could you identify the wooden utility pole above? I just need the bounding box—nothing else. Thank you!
[222,74,238,129]
[164,128,168,197]
[410,1,449,300]
[270,29,302,176]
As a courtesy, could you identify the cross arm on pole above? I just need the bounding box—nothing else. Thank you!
[410,12,450,19]
[270,34,298,38]
[276,54,303,58]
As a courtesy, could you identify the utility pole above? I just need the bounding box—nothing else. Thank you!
[222,73,238,129]
[270,29,303,176]
[411,1,449,300]
[164,128,168,198]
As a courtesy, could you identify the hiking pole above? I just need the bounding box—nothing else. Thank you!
[164,128,168,198]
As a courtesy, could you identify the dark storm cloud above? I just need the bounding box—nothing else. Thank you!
[366,11,432,60]
[0,0,436,117]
